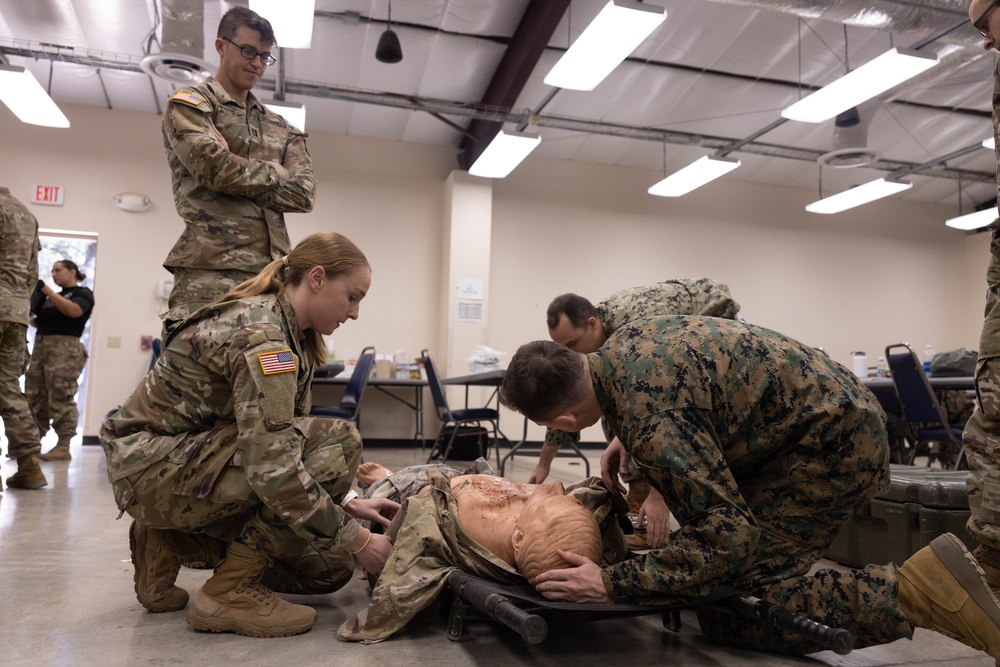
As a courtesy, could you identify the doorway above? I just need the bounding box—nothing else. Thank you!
[28,230,98,444]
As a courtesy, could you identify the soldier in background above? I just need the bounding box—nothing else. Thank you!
[160,5,316,337]
[0,186,47,490]
[28,259,95,461]
[963,0,1000,600]
[500,316,1000,662]
[536,278,740,548]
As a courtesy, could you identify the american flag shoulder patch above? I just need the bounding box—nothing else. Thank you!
[170,90,206,107]
[258,349,296,375]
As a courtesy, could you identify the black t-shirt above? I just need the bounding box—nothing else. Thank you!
[35,285,94,337]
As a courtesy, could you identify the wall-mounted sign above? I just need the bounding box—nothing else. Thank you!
[31,184,64,206]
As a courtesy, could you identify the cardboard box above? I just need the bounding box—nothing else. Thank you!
[375,358,396,379]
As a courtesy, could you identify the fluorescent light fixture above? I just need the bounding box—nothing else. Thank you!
[805,177,912,214]
[782,48,938,123]
[946,206,997,230]
[984,137,996,150]
[264,100,306,132]
[468,129,541,178]
[250,0,315,49]
[647,155,740,197]
[0,65,70,128]
[544,0,666,91]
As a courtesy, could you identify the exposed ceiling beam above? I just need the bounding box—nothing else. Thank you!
[456,0,570,170]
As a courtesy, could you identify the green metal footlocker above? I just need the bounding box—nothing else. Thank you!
[825,464,976,568]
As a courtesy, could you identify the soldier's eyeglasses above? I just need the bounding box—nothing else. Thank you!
[221,37,276,66]
[974,0,1000,38]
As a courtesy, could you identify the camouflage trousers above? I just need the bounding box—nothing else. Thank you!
[114,416,361,595]
[0,321,40,458]
[160,267,257,339]
[965,226,1000,552]
[694,413,909,654]
[26,334,87,439]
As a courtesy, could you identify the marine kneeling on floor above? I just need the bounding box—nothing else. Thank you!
[100,232,399,638]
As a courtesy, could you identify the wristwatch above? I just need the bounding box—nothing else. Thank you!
[340,489,359,508]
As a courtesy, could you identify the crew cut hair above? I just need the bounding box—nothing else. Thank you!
[500,340,590,422]
[546,293,598,330]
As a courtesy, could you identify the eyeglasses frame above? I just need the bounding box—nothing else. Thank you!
[221,36,277,66]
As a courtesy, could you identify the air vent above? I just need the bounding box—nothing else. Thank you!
[139,53,213,84]
[818,147,882,169]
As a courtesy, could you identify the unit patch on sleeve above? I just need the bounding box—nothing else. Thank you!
[258,349,296,375]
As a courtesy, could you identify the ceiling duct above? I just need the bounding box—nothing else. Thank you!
[139,0,213,84]
[819,99,881,168]
[701,0,975,45]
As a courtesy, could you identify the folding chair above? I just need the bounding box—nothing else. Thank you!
[310,345,376,425]
[885,343,966,469]
[422,349,504,469]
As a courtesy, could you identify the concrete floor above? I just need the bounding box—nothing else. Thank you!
[1,441,995,666]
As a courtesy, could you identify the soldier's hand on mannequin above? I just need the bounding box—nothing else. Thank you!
[600,437,628,495]
[533,550,611,603]
[352,531,394,576]
[344,497,400,528]
[637,488,671,548]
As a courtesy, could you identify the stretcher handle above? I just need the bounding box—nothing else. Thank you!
[726,595,854,655]
[447,571,548,644]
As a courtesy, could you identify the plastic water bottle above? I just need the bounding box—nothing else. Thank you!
[876,355,888,378]
[923,344,934,374]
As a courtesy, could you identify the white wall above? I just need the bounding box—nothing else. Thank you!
[0,102,991,444]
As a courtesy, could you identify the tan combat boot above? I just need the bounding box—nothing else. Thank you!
[130,520,226,612]
[6,454,48,489]
[898,533,1000,664]
[40,435,72,461]
[187,541,317,637]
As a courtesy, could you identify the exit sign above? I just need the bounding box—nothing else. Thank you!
[31,184,64,206]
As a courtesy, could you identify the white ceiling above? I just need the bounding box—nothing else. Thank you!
[0,0,996,212]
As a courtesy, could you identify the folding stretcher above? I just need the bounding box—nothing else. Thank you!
[445,570,854,655]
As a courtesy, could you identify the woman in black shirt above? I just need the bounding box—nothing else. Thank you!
[27,259,94,461]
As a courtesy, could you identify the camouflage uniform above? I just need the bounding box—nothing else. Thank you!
[101,291,360,593]
[26,285,93,441]
[160,77,316,334]
[592,316,907,654]
[964,61,1000,554]
[0,187,41,460]
[545,278,741,499]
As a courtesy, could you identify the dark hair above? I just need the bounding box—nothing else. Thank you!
[218,231,369,366]
[546,293,598,330]
[499,340,590,422]
[56,259,85,282]
[218,6,276,47]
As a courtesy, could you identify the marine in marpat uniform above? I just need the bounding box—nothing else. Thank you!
[102,232,397,638]
[537,278,740,548]
[0,186,46,490]
[501,316,1000,663]
[160,5,316,337]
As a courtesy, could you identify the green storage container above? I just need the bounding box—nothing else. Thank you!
[825,464,975,568]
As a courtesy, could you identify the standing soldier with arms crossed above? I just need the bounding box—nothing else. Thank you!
[160,5,316,337]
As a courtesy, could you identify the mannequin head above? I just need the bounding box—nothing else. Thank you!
[511,481,602,585]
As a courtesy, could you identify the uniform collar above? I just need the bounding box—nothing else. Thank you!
[205,76,266,114]
[276,289,307,351]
